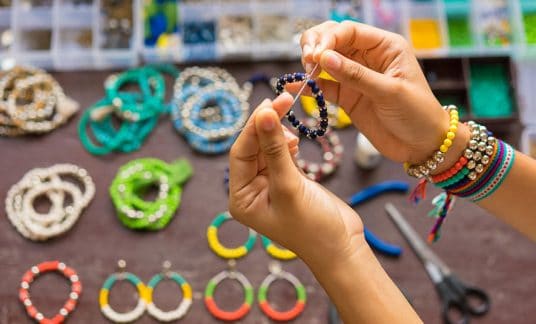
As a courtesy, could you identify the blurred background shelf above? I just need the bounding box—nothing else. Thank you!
[0,0,534,153]
[1,0,536,70]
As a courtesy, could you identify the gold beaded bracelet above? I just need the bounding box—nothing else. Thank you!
[405,105,459,179]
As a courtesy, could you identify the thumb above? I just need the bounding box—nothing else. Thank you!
[319,49,393,97]
[255,107,300,184]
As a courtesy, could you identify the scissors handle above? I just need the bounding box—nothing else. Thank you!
[437,275,491,324]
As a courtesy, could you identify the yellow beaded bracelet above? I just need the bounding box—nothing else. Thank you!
[406,105,459,179]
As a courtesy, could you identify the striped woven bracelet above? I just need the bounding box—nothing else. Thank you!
[412,121,515,242]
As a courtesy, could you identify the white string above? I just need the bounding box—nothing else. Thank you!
[291,63,319,106]
[238,63,320,133]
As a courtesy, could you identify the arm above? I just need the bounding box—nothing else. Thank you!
[300,21,536,240]
[228,96,421,323]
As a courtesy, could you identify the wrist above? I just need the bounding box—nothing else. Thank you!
[303,232,368,278]
[309,237,421,323]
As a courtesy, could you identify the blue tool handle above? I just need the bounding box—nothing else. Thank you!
[348,181,409,206]
[364,227,403,257]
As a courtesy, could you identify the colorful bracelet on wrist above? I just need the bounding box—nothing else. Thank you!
[410,119,515,243]
[405,105,459,179]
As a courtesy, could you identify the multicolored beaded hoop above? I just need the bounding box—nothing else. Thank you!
[261,236,297,261]
[258,263,307,322]
[204,261,254,322]
[19,261,82,324]
[275,72,328,139]
[207,212,257,259]
[146,261,193,322]
[295,121,344,182]
[99,260,148,323]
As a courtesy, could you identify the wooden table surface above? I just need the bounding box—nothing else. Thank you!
[1,62,535,324]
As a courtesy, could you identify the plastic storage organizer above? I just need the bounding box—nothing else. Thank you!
[1,0,536,70]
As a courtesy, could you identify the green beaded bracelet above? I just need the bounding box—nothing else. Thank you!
[109,158,193,230]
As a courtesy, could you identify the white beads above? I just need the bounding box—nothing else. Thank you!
[0,65,78,136]
[5,164,95,241]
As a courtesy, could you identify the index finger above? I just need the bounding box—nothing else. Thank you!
[313,21,388,61]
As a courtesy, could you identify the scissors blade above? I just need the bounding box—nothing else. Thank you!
[385,203,451,275]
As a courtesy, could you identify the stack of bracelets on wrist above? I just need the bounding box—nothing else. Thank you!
[19,261,82,324]
[78,65,178,155]
[405,105,459,179]
[6,164,95,241]
[0,65,79,136]
[295,119,344,182]
[109,158,193,231]
[408,116,515,242]
[171,66,250,154]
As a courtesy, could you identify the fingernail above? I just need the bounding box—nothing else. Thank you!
[324,51,341,70]
[305,63,314,74]
[303,44,312,57]
[261,110,275,131]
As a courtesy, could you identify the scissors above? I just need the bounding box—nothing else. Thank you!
[385,203,491,324]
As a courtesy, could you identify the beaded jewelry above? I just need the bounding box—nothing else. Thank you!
[410,119,516,242]
[171,66,250,154]
[109,158,193,231]
[405,105,459,179]
[275,72,328,139]
[0,66,78,136]
[258,262,307,322]
[79,65,177,155]
[5,164,95,241]
[207,212,257,259]
[99,260,148,323]
[300,96,352,129]
[204,260,254,322]
[261,236,297,261]
[295,120,344,182]
[146,261,193,322]
[19,261,82,324]
[221,170,297,260]
[299,70,351,129]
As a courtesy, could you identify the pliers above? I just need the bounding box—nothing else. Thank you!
[348,180,409,257]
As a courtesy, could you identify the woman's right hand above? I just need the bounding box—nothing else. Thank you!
[299,21,470,170]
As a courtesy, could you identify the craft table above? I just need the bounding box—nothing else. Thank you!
[0,62,535,323]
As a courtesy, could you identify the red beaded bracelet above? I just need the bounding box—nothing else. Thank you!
[19,261,81,324]
[431,156,468,183]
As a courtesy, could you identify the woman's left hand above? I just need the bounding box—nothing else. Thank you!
[228,93,365,270]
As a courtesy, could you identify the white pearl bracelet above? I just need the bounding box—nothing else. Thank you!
[5,164,95,241]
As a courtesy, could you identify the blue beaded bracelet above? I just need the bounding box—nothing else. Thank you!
[275,73,328,139]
